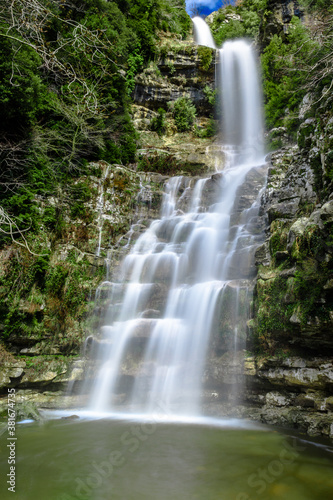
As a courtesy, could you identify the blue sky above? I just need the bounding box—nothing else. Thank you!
[185,1,235,17]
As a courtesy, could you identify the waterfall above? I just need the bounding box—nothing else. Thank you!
[85,20,266,416]
[218,42,264,165]
[192,16,216,49]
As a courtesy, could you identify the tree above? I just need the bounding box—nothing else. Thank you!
[170,97,197,132]
[0,0,124,115]
[0,205,47,255]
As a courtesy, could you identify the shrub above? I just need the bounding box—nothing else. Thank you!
[170,97,196,132]
[198,46,214,72]
[195,117,218,138]
[150,108,167,136]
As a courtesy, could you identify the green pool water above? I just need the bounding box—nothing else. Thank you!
[1,415,333,500]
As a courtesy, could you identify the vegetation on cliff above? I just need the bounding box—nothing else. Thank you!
[208,0,268,45]
[0,0,190,354]
[0,0,190,233]
[252,1,333,357]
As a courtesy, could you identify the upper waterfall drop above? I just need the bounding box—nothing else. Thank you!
[218,41,264,165]
[192,16,216,49]
[192,16,264,166]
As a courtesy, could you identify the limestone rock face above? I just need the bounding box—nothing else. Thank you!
[131,33,220,174]
[204,351,333,439]
[0,360,26,389]
[259,0,308,49]
[0,160,170,408]
[253,138,333,354]
[133,42,214,116]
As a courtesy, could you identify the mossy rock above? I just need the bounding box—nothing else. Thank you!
[297,119,316,150]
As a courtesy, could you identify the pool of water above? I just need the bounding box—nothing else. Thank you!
[1,414,333,500]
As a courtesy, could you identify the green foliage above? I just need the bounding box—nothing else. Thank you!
[255,275,295,352]
[208,0,268,46]
[237,0,268,38]
[292,259,331,323]
[0,39,47,135]
[211,16,245,47]
[197,46,213,72]
[0,0,190,247]
[254,212,333,354]
[138,152,179,175]
[33,256,50,289]
[167,61,176,75]
[204,118,218,137]
[194,117,218,138]
[126,44,145,96]
[150,108,167,136]
[68,179,94,221]
[299,0,333,12]
[203,85,217,110]
[260,1,333,136]
[261,17,313,130]
[169,97,196,132]
[268,220,290,260]
[158,0,191,37]
[46,265,69,298]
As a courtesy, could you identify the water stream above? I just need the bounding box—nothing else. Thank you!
[86,20,266,416]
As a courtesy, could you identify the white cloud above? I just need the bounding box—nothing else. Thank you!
[186,0,219,9]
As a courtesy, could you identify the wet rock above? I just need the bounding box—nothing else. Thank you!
[0,361,26,389]
[265,391,290,407]
[201,173,223,207]
[326,396,333,411]
[275,250,289,261]
[133,41,215,116]
[297,118,316,149]
[204,351,245,390]
[256,359,333,391]
[255,242,270,266]
[268,199,300,222]
[140,309,160,319]
[299,93,313,120]
[287,217,309,251]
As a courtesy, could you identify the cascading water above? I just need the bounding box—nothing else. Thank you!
[218,41,264,165]
[86,20,267,416]
[192,16,216,49]
[192,15,264,166]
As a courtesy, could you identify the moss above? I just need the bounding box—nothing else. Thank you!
[253,275,295,353]
[325,150,333,181]
[197,46,214,72]
[269,220,291,260]
[309,149,324,194]
[253,249,332,355]
[46,265,69,298]
[137,151,207,176]
[297,121,315,150]
[292,259,331,323]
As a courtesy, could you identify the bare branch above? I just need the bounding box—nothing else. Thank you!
[0,0,125,115]
[0,206,48,256]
